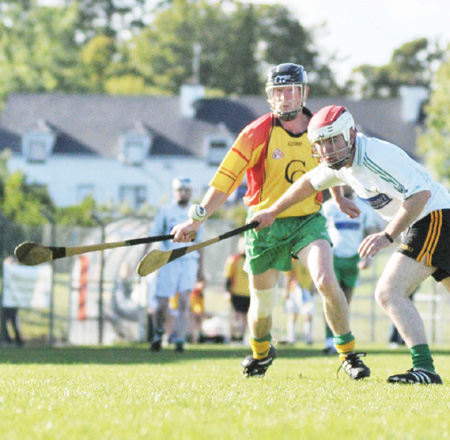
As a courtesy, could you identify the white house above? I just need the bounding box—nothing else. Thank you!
[0,86,427,209]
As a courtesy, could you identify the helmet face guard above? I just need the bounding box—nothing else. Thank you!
[311,138,352,170]
[308,106,356,170]
[266,63,308,121]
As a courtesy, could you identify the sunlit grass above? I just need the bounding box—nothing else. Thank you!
[0,344,449,439]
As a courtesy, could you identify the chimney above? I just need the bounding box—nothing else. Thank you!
[400,86,428,123]
[180,82,205,118]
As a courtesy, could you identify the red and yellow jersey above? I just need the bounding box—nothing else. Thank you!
[210,112,322,217]
[224,254,250,297]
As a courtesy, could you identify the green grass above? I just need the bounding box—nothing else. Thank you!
[1,344,449,440]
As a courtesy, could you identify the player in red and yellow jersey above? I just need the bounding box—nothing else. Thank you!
[172,63,370,380]
[224,238,251,343]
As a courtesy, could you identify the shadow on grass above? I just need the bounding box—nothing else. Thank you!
[1,343,448,365]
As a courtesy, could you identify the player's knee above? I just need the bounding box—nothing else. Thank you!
[313,272,337,297]
[375,284,391,309]
[249,286,277,318]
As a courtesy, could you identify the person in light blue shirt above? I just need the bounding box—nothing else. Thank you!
[148,178,204,353]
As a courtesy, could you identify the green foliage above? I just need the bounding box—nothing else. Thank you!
[0,0,347,100]
[104,74,146,94]
[0,2,86,101]
[80,34,116,92]
[418,45,450,186]
[353,38,444,98]
[54,195,100,226]
[0,171,54,225]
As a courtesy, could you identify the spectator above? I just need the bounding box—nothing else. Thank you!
[149,177,205,352]
[283,259,314,345]
[224,238,250,343]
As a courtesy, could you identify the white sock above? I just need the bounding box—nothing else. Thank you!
[287,320,296,343]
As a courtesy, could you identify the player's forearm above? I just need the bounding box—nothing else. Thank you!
[270,176,317,216]
[384,190,431,239]
[199,187,229,220]
[329,186,344,201]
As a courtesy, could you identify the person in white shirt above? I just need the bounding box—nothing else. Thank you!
[249,105,450,384]
[148,177,205,352]
[321,186,381,353]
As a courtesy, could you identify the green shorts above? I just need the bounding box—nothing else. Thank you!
[333,254,360,289]
[244,212,332,275]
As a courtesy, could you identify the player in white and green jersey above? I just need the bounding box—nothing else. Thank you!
[249,105,450,384]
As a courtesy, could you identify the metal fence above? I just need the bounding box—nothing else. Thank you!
[1,217,449,347]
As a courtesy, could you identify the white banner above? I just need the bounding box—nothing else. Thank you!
[3,262,52,308]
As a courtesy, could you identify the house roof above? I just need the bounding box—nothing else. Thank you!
[0,93,419,158]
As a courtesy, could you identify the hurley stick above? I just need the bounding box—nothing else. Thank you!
[136,221,258,277]
[15,234,175,266]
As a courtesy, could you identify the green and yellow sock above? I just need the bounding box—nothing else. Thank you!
[325,324,334,339]
[250,334,271,360]
[333,332,356,362]
[410,344,435,372]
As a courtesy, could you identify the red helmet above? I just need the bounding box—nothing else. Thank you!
[308,106,356,170]
[308,105,355,144]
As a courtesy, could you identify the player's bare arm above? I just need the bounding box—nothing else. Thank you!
[358,190,431,258]
[330,187,361,219]
[171,187,229,242]
[248,175,318,230]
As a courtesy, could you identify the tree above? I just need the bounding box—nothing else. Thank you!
[0,0,345,101]
[67,0,147,40]
[1,171,55,226]
[257,4,342,97]
[352,38,444,98]
[80,34,116,92]
[0,2,87,104]
[418,45,450,186]
[126,0,343,96]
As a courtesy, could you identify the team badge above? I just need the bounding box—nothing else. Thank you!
[272,148,284,159]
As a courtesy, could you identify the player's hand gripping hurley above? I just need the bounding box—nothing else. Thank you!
[15,234,176,266]
[136,222,258,276]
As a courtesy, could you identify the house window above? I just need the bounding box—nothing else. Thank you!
[119,185,147,209]
[27,140,47,163]
[207,139,229,166]
[22,132,55,163]
[22,120,56,163]
[77,184,95,202]
[124,140,145,166]
[119,132,152,166]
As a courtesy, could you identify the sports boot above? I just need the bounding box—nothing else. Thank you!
[338,352,371,380]
[242,345,277,378]
[387,368,443,385]
[150,340,161,352]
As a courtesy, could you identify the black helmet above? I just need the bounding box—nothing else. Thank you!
[266,63,308,121]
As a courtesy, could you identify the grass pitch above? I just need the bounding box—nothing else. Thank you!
[0,344,449,440]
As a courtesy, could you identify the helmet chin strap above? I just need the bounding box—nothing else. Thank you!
[276,106,303,121]
[327,154,351,170]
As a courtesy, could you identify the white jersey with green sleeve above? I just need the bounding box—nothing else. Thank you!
[307,134,450,222]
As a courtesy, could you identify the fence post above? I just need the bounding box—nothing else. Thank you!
[93,215,106,345]
[0,215,7,345]
[41,211,56,347]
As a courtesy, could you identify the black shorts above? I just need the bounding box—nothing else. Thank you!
[398,209,450,282]
[231,295,251,313]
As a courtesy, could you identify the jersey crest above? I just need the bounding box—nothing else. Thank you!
[272,148,284,159]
